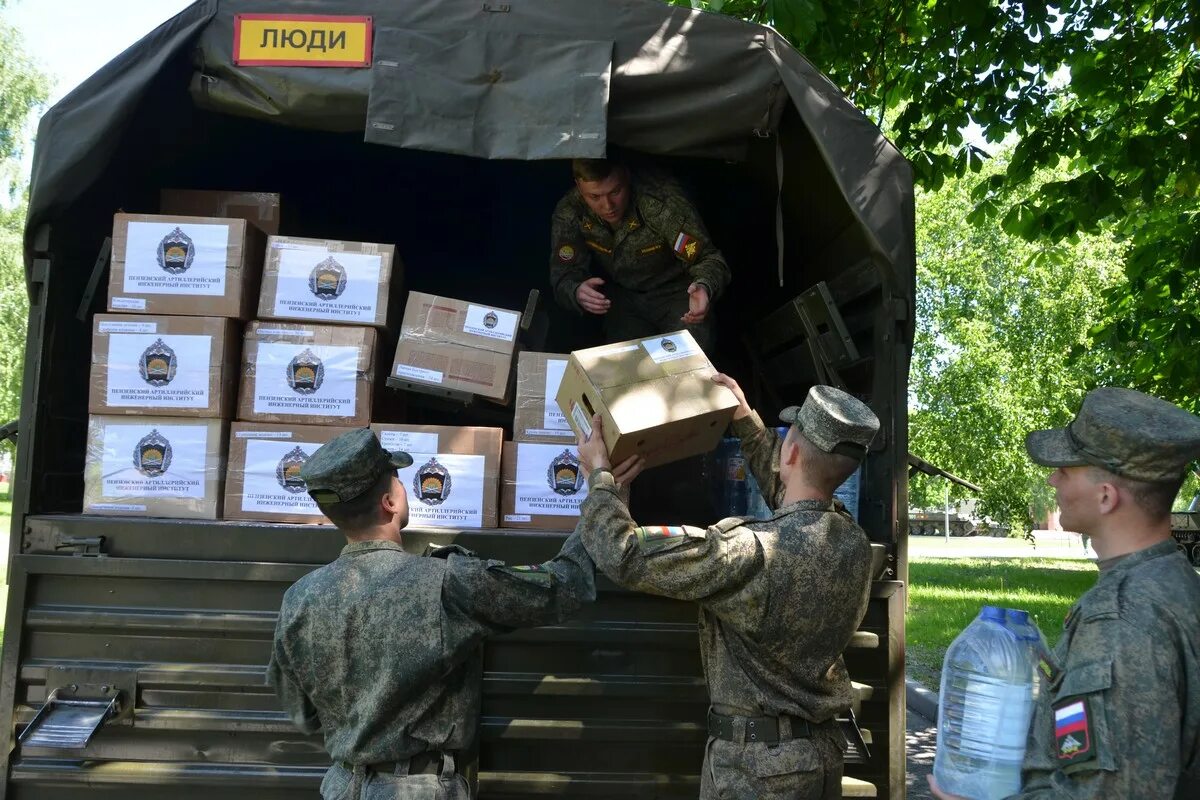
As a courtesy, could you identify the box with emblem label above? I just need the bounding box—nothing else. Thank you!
[499,441,590,531]
[369,423,502,529]
[389,291,521,403]
[107,213,265,319]
[83,415,228,520]
[512,351,579,445]
[223,422,357,524]
[89,314,240,418]
[555,329,739,470]
[238,322,377,426]
[258,236,398,328]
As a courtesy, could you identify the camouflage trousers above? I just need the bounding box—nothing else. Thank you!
[320,754,471,800]
[699,729,845,800]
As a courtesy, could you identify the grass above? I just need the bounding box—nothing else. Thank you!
[907,557,1099,691]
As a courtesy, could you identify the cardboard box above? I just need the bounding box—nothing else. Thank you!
[108,213,265,318]
[390,291,521,403]
[238,322,377,426]
[371,423,502,529]
[83,415,228,520]
[89,314,240,418]
[160,189,282,236]
[224,422,355,524]
[513,352,578,444]
[500,441,588,530]
[258,236,398,328]
[555,330,739,470]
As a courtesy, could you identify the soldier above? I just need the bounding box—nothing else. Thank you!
[266,428,635,800]
[930,387,1200,799]
[574,373,881,799]
[549,159,730,350]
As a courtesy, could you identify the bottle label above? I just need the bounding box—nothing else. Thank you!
[951,676,1033,759]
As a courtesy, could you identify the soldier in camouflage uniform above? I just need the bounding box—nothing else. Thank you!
[266,428,616,800]
[549,159,730,350]
[575,374,881,799]
[930,387,1200,800]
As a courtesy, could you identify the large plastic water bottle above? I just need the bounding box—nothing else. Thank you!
[1004,608,1049,700]
[934,605,1035,799]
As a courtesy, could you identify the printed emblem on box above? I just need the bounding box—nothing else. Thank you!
[133,429,172,477]
[275,446,310,493]
[309,257,348,301]
[548,449,583,496]
[415,457,452,505]
[139,339,178,386]
[287,348,325,394]
[157,227,195,274]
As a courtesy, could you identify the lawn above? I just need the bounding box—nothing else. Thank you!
[906,557,1099,691]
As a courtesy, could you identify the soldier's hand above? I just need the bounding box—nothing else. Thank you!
[681,282,709,324]
[576,277,611,315]
[926,775,967,800]
[711,373,751,420]
[611,453,646,488]
[576,413,612,475]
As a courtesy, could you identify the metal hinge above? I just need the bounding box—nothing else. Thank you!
[55,535,106,557]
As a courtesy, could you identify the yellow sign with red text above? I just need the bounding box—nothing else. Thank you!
[234,14,373,67]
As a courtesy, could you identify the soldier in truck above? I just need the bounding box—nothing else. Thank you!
[549,158,731,351]
[574,374,880,800]
[266,428,639,800]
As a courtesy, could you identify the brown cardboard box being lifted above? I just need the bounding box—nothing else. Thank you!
[370,423,502,529]
[258,236,398,328]
[556,330,738,470]
[390,291,521,403]
[499,441,588,531]
[108,213,265,318]
[84,415,228,520]
[238,322,377,427]
[223,422,357,524]
[89,314,241,418]
[160,190,282,236]
[513,352,578,445]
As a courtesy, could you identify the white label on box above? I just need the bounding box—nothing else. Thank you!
[463,304,519,342]
[542,359,571,431]
[100,422,209,500]
[123,221,229,296]
[642,333,702,364]
[89,502,148,512]
[236,430,294,439]
[272,241,328,251]
[570,402,593,438]
[514,442,588,516]
[99,320,157,333]
[273,248,383,324]
[255,327,315,338]
[523,427,576,439]
[241,438,322,515]
[399,452,486,529]
[253,342,360,418]
[106,333,213,409]
[394,363,444,384]
[379,430,439,453]
[111,296,147,311]
[504,513,532,523]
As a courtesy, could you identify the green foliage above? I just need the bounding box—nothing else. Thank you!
[0,201,27,426]
[674,0,1200,418]
[908,155,1124,526]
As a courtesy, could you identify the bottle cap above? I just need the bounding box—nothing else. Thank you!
[980,605,1005,621]
[1006,609,1030,623]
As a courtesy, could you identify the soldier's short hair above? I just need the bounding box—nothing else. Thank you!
[572,158,624,183]
[786,426,860,494]
[315,470,397,532]
[1087,467,1184,521]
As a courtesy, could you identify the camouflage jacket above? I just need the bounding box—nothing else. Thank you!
[1014,539,1200,799]
[549,170,730,313]
[578,411,873,722]
[267,533,596,764]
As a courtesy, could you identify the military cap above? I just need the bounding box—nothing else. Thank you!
[1025,386,1200,483]
[299,428,413,505]
[780,386,880,459]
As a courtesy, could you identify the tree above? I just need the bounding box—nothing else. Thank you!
[674,0,1200,413]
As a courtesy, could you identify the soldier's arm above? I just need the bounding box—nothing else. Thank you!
[266,641,321,735]
[1013,615,1183,799]
[549,199,593,313]
[663,193,730,301]
[578,469,763,603]
[731,410,786,510]
[440,530,597,635]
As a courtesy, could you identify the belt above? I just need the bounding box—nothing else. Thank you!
[341,751,442,777]
[707,709,819,745]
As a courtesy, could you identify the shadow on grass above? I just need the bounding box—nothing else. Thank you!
[907,557,1099,691]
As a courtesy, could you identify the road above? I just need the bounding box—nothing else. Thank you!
[906,707,937,799]
[908,529,1095,560]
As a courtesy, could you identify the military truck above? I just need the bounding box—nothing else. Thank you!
[3,1,913,798]
[1172,483,1200,566]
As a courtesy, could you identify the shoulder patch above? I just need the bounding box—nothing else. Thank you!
[635,525,703,555]
[488,562,553,588]
[673,231,701,262]
[557,243,577,263]
[1053,698,1095,765]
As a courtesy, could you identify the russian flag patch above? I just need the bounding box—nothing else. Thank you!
[1054,699,1093,763]
[673,231,699,261]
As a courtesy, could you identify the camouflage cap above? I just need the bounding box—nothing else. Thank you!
[779,386,880,459]
[1025,387,1200,483]
[298,428,413,505]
